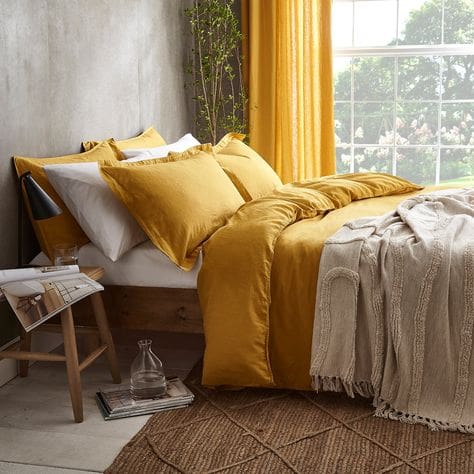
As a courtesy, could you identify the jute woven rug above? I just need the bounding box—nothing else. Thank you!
[106,366,474,473]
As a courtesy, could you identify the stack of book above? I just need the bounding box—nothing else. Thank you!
[96,377,194,420]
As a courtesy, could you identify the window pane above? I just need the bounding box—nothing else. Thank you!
[333,1,353,48]
[333,1,474,186]
[441,103,474,146]
[440,148,474,184]
[354,57,395,100]
[354,102,393,144]
[335,102,351,145]
[398,0,441,45]
[396,102,439,145]
[354,147,392,173]
[336,147,352,174]
[443,0,474,45]
[354,1,396,47]
[334,57,352,101]
[396,147,437,184]
[442,56,474,100]
[397,56,440,100]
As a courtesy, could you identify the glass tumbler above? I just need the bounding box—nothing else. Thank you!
[53,243,78,266]
[130,339,167,400]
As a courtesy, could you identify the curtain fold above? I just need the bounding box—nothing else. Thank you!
[242,0,335,183]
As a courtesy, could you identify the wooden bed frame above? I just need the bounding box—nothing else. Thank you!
[22,233,203,334]
[73,286,203,334]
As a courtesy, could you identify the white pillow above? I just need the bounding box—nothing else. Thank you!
[122,133,201,161]
[44,162,147,262]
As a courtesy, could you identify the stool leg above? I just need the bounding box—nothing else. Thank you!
[19,329,31,377]
[61,306,83,423]
[89,293,121,384]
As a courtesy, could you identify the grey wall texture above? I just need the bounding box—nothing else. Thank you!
[0,0,194,268]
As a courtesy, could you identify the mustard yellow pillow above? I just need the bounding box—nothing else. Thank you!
[213,133,283,201]
[82,127,166,151]
[14,141,122,259]
[99,145,245,270]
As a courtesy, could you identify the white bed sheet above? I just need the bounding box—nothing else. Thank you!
[31,241,200,289]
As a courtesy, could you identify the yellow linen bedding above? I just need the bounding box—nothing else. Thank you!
[198,173,425,390]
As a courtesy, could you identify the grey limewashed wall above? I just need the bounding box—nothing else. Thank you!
[0,0,194,344]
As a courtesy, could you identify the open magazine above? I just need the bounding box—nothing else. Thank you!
[0,265,103,332]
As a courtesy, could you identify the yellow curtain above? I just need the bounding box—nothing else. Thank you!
[242,0,335,183]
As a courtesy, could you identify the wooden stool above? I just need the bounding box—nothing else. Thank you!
[0,267,121,423]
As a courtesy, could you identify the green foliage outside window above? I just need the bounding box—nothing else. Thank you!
[334,0,474,185]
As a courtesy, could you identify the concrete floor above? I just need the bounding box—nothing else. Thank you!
[0,330,205,473]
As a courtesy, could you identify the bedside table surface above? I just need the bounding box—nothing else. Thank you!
[80,266,104,281]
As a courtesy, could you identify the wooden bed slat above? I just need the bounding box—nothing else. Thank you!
[71,286,203,334]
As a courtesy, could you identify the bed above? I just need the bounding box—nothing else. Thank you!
[14,128,468,397]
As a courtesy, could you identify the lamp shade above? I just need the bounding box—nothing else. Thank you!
[21,172,62,220]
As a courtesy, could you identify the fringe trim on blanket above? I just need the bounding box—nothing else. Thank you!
[311,376,374,398]
[374,402,474,434]
[312,376,474,433]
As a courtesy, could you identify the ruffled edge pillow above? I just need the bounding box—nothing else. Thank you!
[213,133,283,201]
[82,126,166,152]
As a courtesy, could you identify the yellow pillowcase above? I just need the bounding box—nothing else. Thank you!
[99,145,245,270]
[14,141,122,259]
[82,126,166,151]
[213,133,283,201]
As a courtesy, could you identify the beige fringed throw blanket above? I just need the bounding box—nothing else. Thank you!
[310,188,474,432]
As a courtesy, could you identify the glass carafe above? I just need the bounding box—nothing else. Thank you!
[130,339,166,400]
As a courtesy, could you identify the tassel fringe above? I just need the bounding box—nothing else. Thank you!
[312,376,474,434]
[375,402,474,434]
[311,375,374,398]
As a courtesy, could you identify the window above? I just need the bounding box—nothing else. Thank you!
[333,0,474,185]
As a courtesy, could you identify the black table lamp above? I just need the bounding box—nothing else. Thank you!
[18,171,62,266]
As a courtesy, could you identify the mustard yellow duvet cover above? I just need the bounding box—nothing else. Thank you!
[197,173,448,390]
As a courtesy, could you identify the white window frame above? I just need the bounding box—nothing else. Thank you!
[334,0,474,184]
